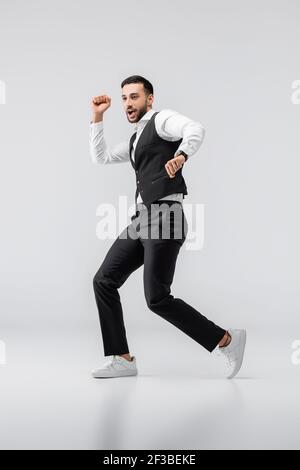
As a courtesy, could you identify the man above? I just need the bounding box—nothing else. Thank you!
[89,75,246,379]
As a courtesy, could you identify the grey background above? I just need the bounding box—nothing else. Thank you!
[0,0,300,449]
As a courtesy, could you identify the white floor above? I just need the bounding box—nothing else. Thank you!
[1,325,300,450]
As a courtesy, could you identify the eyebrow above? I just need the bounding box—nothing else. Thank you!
[121,92,139,98]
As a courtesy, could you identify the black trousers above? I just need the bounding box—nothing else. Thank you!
[93,200,226,356]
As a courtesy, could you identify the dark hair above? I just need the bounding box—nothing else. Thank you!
[121,75,153,96]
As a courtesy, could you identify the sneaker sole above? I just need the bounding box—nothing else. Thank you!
[92,369,138,379]
[227,330,247,379]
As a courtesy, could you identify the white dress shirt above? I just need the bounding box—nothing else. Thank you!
[89,108,205,204]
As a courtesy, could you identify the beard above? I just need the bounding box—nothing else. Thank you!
[127,103,148,123]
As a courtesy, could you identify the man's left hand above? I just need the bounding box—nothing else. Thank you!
[164,154,186,178]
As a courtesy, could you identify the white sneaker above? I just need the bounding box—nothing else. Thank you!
[217,329,246,378]
[91,355,138,378]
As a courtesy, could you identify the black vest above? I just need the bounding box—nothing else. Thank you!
[129,111,188,206]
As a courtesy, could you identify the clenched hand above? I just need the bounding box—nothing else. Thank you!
[164,155,186,178]
[91,95,112,115]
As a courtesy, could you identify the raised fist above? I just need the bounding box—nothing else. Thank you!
[91,95,111,114]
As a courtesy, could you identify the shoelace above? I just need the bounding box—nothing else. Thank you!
[102,355,134,369]
[102,356,118,369]
[217,346,237,367]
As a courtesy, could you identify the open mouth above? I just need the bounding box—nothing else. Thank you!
[127,110,136,117]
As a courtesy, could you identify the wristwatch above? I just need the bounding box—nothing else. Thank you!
[178,151,188,162]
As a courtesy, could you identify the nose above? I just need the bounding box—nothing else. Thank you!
[125,98,134,107]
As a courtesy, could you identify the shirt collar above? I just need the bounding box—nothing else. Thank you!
[134,108,156,131]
